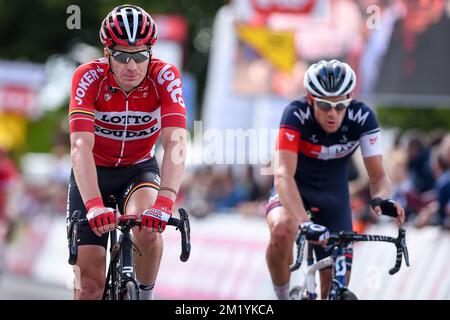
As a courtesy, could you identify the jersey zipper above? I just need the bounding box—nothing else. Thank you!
[113,87,138,167]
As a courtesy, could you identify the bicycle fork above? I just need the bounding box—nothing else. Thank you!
[329,247,347,300]
[119,231,139,299]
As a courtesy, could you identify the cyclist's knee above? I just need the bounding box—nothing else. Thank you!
[270,220,296,246]
[75,245,106,300]
[79,276,104,300]
[133,229,161,248]
[77,265,105,300]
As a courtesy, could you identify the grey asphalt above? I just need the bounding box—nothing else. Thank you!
[0,273,73,300]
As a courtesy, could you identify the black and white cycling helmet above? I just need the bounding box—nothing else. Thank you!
[304,59,356,97]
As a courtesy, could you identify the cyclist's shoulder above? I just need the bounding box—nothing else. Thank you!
[348,99,374,112]
[148,58,181,82]
[72,57,110,86]
[345,99,379,130]
[281,97,313,125]
[286,96,309,111]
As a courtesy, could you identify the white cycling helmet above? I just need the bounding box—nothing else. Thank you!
[304,59,356,97]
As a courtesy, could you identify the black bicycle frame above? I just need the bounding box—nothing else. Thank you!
[101,220,138,300]
[67,206,191,300]
[290,228,410,299]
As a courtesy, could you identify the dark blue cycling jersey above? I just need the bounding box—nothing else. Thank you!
[267,97,382,260]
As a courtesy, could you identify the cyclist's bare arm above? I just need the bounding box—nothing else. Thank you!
[363,155,391,200]
[158,127,187,201]
[71,131,102,203]
[363,155,405,224]
[274,150,310,223]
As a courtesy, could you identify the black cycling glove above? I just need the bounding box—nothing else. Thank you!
[300,222,330,241]
[370,197,398,217]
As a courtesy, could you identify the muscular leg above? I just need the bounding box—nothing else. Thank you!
[75,245,106,300]
[266,206,298,299]
[124,187,160,298]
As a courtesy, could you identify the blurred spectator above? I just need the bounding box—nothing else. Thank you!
[177,165,214,218]
[211,166,248,212]
[374,0,450,95]
[48,144,71,216]
[428,127,448,147]
[415,136,450,228]
[399,129,435,193]
[435,135,450,228]
[0,148,21,272]
[236,165,272,217]
[385,149,414,217]
[239,165,261,201]
[0,149,20,221]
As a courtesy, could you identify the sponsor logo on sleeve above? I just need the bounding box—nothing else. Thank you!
[157,64,186,108]
[74,68,102,105]
[285,132,295,142]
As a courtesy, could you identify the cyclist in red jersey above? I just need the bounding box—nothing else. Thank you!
[67,5,187,300]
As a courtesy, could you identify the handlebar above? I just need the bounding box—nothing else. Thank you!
[289,229,307,272]
[290,227,409,275]
[67,208,191,265]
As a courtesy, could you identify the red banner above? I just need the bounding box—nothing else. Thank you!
[0,85,36,116]
[251,0,316,14]
[154,15,188,43]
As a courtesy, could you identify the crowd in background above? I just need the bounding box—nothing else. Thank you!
[0,128,449,241]
[350,129,450,232]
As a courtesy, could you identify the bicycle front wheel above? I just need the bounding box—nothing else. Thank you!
[339,289,358,300]
[123,281,139,300]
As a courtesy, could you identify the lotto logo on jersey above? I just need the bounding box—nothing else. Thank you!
[157,64,186,108]
[96,110,160,126]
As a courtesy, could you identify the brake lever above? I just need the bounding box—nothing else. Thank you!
[289,231,306,272]
[389,228,409,275]
[399,228,410,267]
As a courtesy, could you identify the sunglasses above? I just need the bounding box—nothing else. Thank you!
[313,97,353,111]
[109,49,151,64]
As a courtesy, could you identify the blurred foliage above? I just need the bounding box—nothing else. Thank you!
[1,0,223,63]
[376,106,450,131]
[1,0,224,113]
[25,108,69,153]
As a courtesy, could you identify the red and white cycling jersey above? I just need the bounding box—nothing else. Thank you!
[69,57,186,167]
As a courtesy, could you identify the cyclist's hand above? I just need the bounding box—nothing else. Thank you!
[85,197,116,237]
[370,197,405,226]
[141,196,173,233]
[300,222,330,246]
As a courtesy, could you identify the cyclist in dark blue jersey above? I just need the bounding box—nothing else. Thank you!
[265,59,405,300]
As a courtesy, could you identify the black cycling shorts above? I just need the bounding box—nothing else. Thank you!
[266,187,353,268]
[66,158,160,249]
